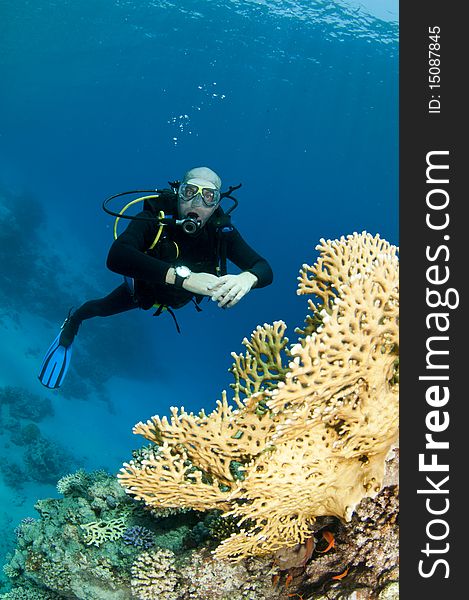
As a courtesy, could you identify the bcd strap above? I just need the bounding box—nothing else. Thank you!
[212,212,233,277]
[153,304,181,334]
[192,298,203,312]
[216,225,234,276]
[152,299,203,333]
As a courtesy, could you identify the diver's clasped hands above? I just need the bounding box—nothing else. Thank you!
[174,270,258,308]
[181,272,220,296]
[208,272,258,308]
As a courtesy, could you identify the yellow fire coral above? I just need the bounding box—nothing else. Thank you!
[118,232,399,562]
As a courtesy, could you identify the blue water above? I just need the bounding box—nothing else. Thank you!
[0,0,398,583]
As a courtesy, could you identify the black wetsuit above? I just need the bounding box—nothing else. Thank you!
[71,192,273,325]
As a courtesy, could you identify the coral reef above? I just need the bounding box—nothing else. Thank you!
[0,587,60,600]
[0,430,74,490]
[81,516,128,547]
[177,550,283,600]
[129,547,286,600]
[0,385,73,491]
[13,519,36,540]
[1,470,211,599]
[11,424,41,447]
[23,436,75,485]
[118,232,399,563]
[56,469,90,497]
[0,461,28,491]
[282,450,399,599]
[1,471,140,599]
[130,548,179,600]
[1,232,400,599]
[122,526,155,549]
[0,387,53,423]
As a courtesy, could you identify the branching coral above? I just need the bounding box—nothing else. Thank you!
[56,469,88,496]
[121,384,279,510]
[229,320,290,402]
[123,525,155,549]
[80,516,127,547]
[0,586,60,599]
[2,470,162,600]
[118,232,399,562]
[130,548,179,600]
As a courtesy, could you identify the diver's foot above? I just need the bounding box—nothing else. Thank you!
[59,311,80,347]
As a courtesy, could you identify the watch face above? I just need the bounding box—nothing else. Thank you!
[176,265,191,277]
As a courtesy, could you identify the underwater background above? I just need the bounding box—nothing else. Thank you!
[0,0,398,587]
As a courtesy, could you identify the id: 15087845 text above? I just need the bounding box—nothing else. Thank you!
[428,26,441,114]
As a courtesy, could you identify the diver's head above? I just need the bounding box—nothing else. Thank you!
[178,166,222,229]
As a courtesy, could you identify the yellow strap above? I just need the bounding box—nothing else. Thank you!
[149,211,165,250]
[114,196,174,313]
[113,195,161,240]
[113,195,166,251]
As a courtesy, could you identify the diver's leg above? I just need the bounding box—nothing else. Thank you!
[59,283,137,346]
[72,283,137,320]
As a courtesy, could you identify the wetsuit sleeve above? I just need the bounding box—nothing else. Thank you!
[225,228,273,288]
[106,212,170,283]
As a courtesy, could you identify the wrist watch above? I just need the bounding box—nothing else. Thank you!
[174,265,192,288]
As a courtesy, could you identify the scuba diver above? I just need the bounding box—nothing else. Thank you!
[38,166,273,389]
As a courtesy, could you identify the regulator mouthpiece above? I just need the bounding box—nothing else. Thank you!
[179,217,201,235]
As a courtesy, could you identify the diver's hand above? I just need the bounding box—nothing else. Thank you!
[208,272,258,308]
[182,272,220,296]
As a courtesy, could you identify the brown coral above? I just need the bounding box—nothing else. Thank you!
[130,548,179,600]
[118,232,399,563]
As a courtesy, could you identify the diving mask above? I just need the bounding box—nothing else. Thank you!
[178,182,221,208]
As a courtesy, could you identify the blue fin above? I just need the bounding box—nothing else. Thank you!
[38,332,73,389]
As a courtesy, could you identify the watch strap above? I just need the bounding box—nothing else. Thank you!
[174,272,185,288]
[174,266,191,289]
